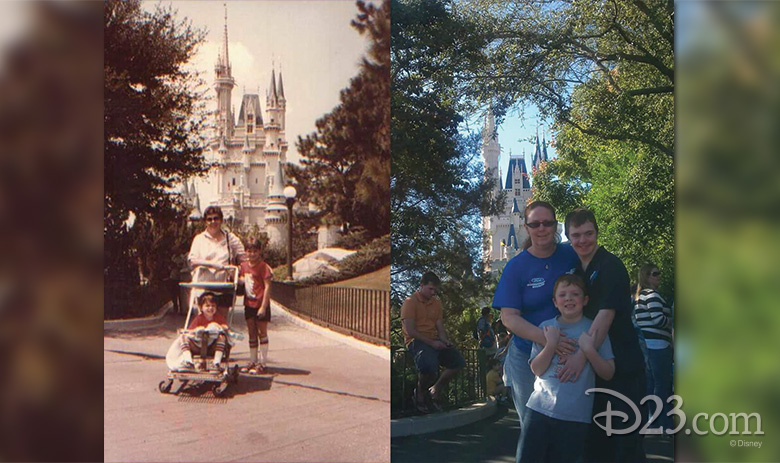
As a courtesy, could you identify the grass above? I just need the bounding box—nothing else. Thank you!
[324,266,389,290]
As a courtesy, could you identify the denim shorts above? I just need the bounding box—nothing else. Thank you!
[407,340,466,375]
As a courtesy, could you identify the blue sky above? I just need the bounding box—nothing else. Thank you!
[465,102,557,190]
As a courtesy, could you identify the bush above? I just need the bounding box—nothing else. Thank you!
[278,234,390,286]
[105,280,170,320]
[336,234,391,275]
[333,227,371,250]
[264,244,288,268]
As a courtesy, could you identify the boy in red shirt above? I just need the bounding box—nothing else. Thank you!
[239,239,273,374]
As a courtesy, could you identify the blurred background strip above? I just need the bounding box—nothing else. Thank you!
[0,1,103,462]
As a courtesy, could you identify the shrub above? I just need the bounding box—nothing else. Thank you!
[336,234,391,275]
[333,227,371,250]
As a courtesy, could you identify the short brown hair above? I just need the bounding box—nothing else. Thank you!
[198,291,218,306]
[203,205,224,220]
[420,271,441,286]
[564,208,598,237]
[552,273,587,296]
[246,238,264,251]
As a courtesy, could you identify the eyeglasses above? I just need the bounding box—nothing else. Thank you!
[205,216,222,223]
[526,220,558,229]
[651,271,661,277]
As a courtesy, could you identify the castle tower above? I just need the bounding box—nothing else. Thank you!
[265,69,288,158]
[532,128,549,172]
[481,108,500,191]
[188,5,291,248]
[213,5,235,140]
[264,160,288,247]
[481,113,534,274]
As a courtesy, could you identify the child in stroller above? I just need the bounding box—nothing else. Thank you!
[165,291,233,372]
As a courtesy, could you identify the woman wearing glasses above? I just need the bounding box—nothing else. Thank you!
[187,206,246,311]
[634,263,673,432]
[491,200,579,462]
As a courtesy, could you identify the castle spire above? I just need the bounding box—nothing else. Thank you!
[269,69,278,103]
[483,107,496,141]
[221,4,230,72]
[278,68,285,99]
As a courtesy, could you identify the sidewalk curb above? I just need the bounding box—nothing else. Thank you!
[391,398,497,437]
[271,300,390,361]
[103,302,173,331]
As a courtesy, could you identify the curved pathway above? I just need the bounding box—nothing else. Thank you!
[104,301,390,462]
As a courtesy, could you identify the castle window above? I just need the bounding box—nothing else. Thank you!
[515,189,522,196]
[232,178,236,186]
[247,123,254,134]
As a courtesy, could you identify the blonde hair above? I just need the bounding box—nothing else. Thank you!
[636,263,658,299]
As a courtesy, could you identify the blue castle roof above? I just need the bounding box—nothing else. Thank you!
[507,224,519,250]
[504,158,531,189]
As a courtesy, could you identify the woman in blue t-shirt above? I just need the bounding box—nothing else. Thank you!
[492,201,579,463]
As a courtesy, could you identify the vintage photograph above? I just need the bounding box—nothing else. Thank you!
[104,1,390,461]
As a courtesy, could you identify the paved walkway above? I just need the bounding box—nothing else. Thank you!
[104,302,390,462]
[391,404,673,463]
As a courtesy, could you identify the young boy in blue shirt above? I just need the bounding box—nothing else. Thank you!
[519,274,615,463]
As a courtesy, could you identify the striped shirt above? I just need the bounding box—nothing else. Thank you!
[634,289,672,347]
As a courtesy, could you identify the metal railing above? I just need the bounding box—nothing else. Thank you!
[391,345,488,419]
[272,282,390,346]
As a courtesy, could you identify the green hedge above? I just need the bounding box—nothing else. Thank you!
[273,234,390,286]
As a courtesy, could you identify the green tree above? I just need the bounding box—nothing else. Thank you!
[449,0,674,293]
[288,0,390,239]
[391,0,502,345]
[457,0,674,158]
[104,0,207,282]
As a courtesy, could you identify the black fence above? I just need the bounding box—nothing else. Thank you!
[391,345,488,419]
[272,282,390,346]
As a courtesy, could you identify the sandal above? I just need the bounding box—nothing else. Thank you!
[427,387,443,412]
[240,362,257,374]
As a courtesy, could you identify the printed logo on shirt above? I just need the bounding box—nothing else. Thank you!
[566,268,576,275]
[527,277,545,289]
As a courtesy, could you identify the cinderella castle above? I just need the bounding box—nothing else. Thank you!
[181,9,291,247]
[481,108,556,273]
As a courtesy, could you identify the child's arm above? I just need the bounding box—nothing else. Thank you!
[579,329,615,381]
[530,325,560,376]
[259,278,272,316]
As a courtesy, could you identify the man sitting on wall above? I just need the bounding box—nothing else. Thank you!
[401,271,466,413]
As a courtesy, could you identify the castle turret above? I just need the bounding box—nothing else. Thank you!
[264,160,288,247]
[264,68,288,162]
[213,5,235,140]
[481,108,500,192]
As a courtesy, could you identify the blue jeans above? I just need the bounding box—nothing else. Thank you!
[519,410,589,463]
[646,346,674,430]
[503,341,536,463]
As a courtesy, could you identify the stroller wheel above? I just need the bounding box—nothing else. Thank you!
[159,379,174,394]
[213,381,228,398]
